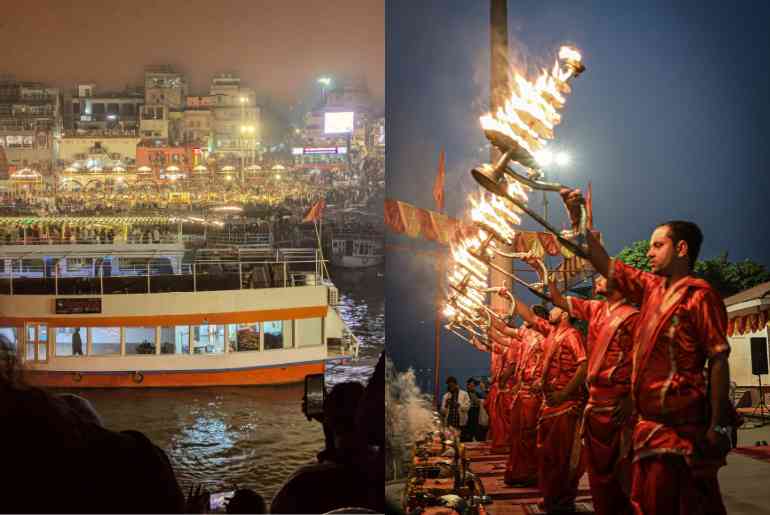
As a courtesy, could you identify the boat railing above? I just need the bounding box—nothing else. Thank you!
[0,235,182,246]
[0,252,329,296]
[205,233,273,247]
[329,232,384,241]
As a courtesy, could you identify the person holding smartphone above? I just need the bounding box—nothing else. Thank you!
[272,354,383,514]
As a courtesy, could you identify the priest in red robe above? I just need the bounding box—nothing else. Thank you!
[493,310,548,487]
[483,335,512,451]
[550,275,638,515]
[561,189,733,515]
[512,297,587,513]
[487,325,519,453]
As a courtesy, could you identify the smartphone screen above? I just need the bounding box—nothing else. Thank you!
[209,491,234,512]
[304,373,325,419]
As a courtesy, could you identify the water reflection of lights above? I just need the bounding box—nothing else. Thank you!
[329,268,384,386]
[181,416,234,451]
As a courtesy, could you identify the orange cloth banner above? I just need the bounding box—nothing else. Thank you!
[384,198,596,289]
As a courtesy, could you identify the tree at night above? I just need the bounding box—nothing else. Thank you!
[615,241,770,298]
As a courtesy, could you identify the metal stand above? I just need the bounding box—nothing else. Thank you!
[752,374,768,426]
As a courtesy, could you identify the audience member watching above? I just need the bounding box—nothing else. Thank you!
[0,339,383,514]
[271,352,384,513]
[0,353,186,513]
[226,488,267,514]
[57,393,105,427]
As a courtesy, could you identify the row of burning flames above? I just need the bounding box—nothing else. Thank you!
[443,45,586,349]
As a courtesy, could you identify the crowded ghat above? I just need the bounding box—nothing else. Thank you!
[1,155,384,219]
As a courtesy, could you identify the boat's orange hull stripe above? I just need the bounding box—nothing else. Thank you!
[0,305,328,327]
[22,361,325,388]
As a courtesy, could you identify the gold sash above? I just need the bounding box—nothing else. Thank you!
[587,303,638,384]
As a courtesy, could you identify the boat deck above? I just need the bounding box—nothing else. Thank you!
[463,442,595,515]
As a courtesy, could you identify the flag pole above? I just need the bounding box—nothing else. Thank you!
[435,249,443,409]
[309,201,328,279]
[433,148,446,409]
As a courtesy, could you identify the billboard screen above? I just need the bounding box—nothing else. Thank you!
[295,147,349,155]
[324,111,355,134]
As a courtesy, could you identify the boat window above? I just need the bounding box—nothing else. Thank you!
[234,323,260,351]
[125,327,157,355]
[13,259,44,277]
[90,327,120,355]
[0,327,18,352]
[67,258,92,273]
[227,324,237,351]
[264,321,292,350]
[37,325,47,360]
[56,327,87,357]
[26,331,35,360]
[160,326,190,354]
[210,325,226,353]
[37,339,47,360]
[192,324,224,354]
[294,318,322,347]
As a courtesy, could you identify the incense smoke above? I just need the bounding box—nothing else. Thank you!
[386,356,438,480]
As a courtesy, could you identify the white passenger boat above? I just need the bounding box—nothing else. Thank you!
[0,216,358,388]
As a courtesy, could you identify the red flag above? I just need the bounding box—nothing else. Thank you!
[302,199,325,223]
[586,181,594,229]
[432,149,446,212]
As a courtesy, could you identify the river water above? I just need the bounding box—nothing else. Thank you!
[64,265,384,502]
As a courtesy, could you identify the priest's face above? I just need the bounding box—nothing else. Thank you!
[647,226,686,275]
[594,276,608,296]
[549,306,566,324]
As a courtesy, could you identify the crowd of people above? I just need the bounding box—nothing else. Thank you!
[1,161,383,225]
[440,190,743,515]
[2,155,384,219]
[0,339,384,514]
[0,221,178,245]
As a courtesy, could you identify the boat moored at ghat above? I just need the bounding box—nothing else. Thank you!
[0,216,359,388]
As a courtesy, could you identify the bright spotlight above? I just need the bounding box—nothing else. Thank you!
[534,149,554,167]
[554,151,571,167]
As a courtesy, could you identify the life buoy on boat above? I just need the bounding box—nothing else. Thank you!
[131,371,144,384]
[72,372,82,383]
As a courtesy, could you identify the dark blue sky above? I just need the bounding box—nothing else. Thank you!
[386,0,770,393]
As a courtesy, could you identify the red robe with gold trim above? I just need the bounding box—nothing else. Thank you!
[531,318,587,512]
[489,338,518,452]
[569,297,638,515]
[486,341,510,451]
[504,325,544,486]
[609,260,730,515]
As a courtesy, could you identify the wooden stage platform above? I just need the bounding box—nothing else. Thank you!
[464,442,595,515]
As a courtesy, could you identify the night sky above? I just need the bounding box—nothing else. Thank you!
[386,0,770,393]
[1,0,384,112]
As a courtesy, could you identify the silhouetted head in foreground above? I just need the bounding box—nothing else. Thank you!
[227,489,266,514]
